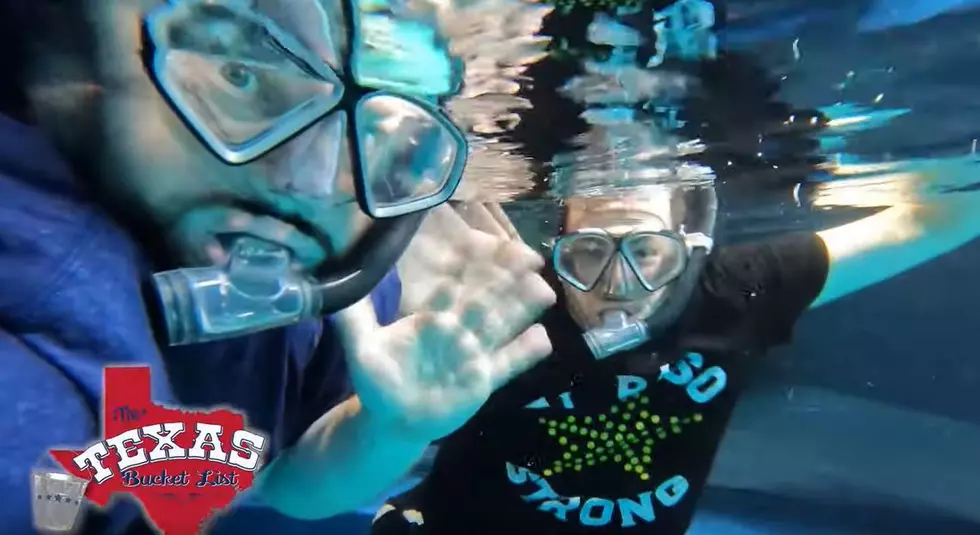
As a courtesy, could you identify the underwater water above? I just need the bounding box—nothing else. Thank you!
[440,0,980,533]
[229,0,980,533]
[689,3,980,534]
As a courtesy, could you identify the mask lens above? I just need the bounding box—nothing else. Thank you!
[147,1,468,217]
[622,233,687,291]
[355,94,465,217]
[556,234,617,290]
[149,2,344,163]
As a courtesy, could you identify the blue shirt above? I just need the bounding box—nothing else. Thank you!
[0,114,401,533]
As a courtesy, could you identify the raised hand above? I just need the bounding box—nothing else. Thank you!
[397,202,532,314]
[336,203,555,442]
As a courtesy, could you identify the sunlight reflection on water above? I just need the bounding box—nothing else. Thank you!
[391,0,980,245]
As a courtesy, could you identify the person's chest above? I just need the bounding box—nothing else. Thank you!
[160,324,322,453]
[424,346,752,535]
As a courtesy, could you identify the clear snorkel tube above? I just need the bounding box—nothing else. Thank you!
[152,215,424,346]
[582,310,652,360]
[152,238,322,347]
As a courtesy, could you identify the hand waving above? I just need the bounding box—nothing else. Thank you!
[396,202,529,314]
[335,203,555,442]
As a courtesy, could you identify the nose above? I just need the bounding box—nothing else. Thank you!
[254,115,366,258]
[261,114,356,203]
[600,254,642,300]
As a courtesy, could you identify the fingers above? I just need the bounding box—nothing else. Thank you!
[457,270,556,351]
[333,295,382,352]
[483,203,522,241]
[400,208,543,317]
[416,203,542,270]
[405,201,549,340]
[458,203,535,270]
[418,204,492,252]
[489,323,553,391]
[412,230,544,303]
[401,215,500,278]
[453,202,523,243]
[493,239,546,274]
[454,202,510,239]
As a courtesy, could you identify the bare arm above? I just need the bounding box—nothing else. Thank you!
[812,158,980,308]
[255,396,428,519]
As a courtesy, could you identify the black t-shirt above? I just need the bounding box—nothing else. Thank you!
[377,232,829,535]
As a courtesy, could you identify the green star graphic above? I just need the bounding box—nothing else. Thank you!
[536,393,704,482]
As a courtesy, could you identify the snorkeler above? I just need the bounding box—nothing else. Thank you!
[369,0,980,533]
[373,183,980,535]
[0,0,555,532]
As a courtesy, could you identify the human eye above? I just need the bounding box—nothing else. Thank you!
[185,55,288,125]
[164,6,318,126]
[211,57,298,116]
[574,239,610,261]
[634,247,659,261]
[217,62,260,98]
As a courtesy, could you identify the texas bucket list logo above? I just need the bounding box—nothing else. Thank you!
[35,366,268,535]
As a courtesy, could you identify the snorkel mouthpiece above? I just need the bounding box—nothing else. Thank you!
[581,248,708,360]
[152,212,424,346]
[152,237,324,346]
[583,310,651,360]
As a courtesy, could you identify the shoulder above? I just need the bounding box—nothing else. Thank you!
[0,116,166,380]
[0,115,125,317]
[692,232,830,347]
[703,232,829,299]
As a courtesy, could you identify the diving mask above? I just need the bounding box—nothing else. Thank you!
[554,225,714,360]
[553,227,698,294]
[143,0,467,345]
[561,228,713,359]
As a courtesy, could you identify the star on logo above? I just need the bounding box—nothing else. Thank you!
[536,393,704,482]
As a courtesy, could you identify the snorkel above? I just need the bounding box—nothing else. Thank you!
[151,214,424,346]
[583,246,709,359]
[581,187,717,359]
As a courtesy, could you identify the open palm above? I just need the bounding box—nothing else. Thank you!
[335,204,555,442]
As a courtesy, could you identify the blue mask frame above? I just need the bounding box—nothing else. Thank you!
[143,0,467,219]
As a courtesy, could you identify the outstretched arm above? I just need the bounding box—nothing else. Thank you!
[812,157,980,308]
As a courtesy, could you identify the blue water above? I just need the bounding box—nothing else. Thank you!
[608,2,980,532]
[339,0,980,532]
[467,0,980,532]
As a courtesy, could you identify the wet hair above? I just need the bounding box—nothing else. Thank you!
[683,52,827,192]
[506,0,730,176]
[505,0,828,239]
